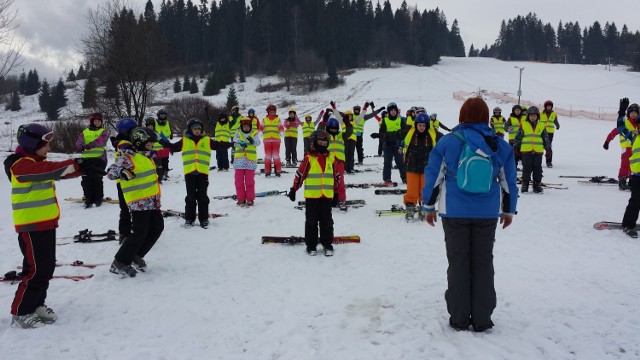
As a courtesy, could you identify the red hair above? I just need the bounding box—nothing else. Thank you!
[459,97,489,124]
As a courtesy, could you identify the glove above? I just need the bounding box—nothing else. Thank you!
[603,141,609,150]
[246,136,254,144]
[364,102,369,109]
[288,188,296,202]
[619,98,630,117]
[330,101,336,108]
[237,140,248,148]
[370,133,380,139]
[332,196,339,207]
[555,123,560,130]
[369,101,375,109]
[119,169,135,181]
[73,158,91,174]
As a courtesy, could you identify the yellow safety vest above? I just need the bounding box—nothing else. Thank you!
[120,153,160,204]
[114,140,132,184]
[304,155,335,199]
[403,127,436,156]
[520,120,545,153]
[620,118,635,149]
[230,115,242,131]
[491,116,505,135]
[182,136,212,174]
[329,132,345,161]
[262,117,281,140]
[11,158,59,231]
[384,116,402,132]
[630,131,640,173]
[508,116,524,141]
[284,119,299,138]
[215,122,231,142]
[155,121,172,138]
[81,128,106,158]
[540,111,557,134]
[354,114,365,134]
[235,131,258,161]
[302,121,315,138]
[406,116,414,129]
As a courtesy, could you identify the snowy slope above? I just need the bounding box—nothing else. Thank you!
[0,57,638,360]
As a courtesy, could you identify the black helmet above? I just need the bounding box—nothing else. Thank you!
[309,130,330,153]
[186,118,204,134]
[387,102,398,112]
[130,127,157,150]
[144,116,156,126]
[512,104,522,113]
[157,109,168,124]
[527,106,540,116]
[627,103,640,116]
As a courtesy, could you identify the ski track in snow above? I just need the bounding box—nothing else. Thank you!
[0,57,639,359]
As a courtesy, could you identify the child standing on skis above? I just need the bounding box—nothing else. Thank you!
[107,127,169,277]
[5,123,85,328]
[513,106,551,193]
[288,130,339,256]
[325,117,352,210]
[302,113,315,155]
[234,117,261,206]
[403,113,442,219]
[75,112,109,208]
[283,107,301,166]
[260,104,284,176]
[213,113,232,171]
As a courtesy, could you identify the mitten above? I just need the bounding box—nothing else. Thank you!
[603,141,609,150]
[246,136,254,144]
[288,188,296,202]
[370,133,380,139]
[619,98,630,117]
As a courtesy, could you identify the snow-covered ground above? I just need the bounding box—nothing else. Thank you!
[0,57,638,360]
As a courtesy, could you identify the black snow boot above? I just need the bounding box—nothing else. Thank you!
[521,182,529,193]
[533,182,544,194]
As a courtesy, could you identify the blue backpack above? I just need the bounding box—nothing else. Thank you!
[452,131,494,193]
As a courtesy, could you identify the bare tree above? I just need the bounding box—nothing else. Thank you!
[296,49,324,92]
[81,1,166,123]
[0,0,24,93]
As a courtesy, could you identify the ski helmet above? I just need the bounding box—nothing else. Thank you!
[89,112,104,128]
[326,117,340,133]
[248,108,255,115]
[344,109,354,116]
[231,105,239,113]
[309,130,330,153]
[156,109,168,124]
[387,102,398,112]
[353,105,361,111]
[218,113,228,122]
[130,127,157,150]
[288,107,297,114]
[304,114,312,120]
[17,123,53,153]
[186,118,204,134]
[144,116,156,127]
[512,104,522,113]
[627,103,640,116]
[266,104,276,112]
[415,113,430,124]
[239,117,252,129]
[493,107,502,113]
[544,100,554,108]
[415,106,426,114]
[116,118,137,136]
[527,106,540,116]
[430,113,437,120]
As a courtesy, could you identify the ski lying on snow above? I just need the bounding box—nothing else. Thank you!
[376,204,408,216]
[577,181,617,186]
[347,182,398,189]
[375,189,407,195]
[1,271,94,283]
[64,197,119,204]
[593,221,638,230]
[212,190,286,200]
[297,199,366,206]
[19,260,107,269]
[261,235,360,244]
[58,229,118,240]
[57,235,118,245]
[161,209,228,219]
[259,169,290,174]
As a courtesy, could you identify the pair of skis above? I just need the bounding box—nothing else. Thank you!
[375,204,423,221]
[212,190,286,200]
[1,270,94,283]
[261,235,360,244]
[161,210,228,219]
[294,199,365,210]
[57,229,119,245]
[64,197,119,204]
[347,182,397,189]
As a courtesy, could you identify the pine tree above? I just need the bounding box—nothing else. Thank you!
[18,71,26,94]
[173,78,181,93]
[77,64,87,80]
[326,59,339,88]
[38,80,51,112]
[8,89,21,111]
[82,75,97,108]
[225,85,238,110]
[66,70,76,82]
[189,76,199,94]
[239,68,246,83]
[202,73,219,96]
[53,79,68,108]
[25,69,41,96]
[182,75,190,92]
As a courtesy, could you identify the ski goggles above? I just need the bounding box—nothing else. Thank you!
[17,126,54,142]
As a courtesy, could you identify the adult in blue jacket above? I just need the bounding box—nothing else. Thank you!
[422,97,518,332]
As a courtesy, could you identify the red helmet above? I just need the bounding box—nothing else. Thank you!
[266,104,276,112]
[544,100,553,108]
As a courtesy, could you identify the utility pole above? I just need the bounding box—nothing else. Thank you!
[514,66,524,105]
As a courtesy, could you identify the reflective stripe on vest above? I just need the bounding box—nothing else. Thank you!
[384,116,401,132]
[304,155,335,199]
[491,116,505,134]
[284,120,299,138]
[302,121,315,138]
[235,131,258,161]
[182,137,212,174]
[508,116,524,141]
[215,122,231,142]
[630,135,640,173]
[540,111,557,134]
[155,121,172,138]
[620,118,635,148]
[120,154,160,204]
[231,115,242,131]
[403,127,436,155]
[82,128,106,158]
[520,120,545,153]
[262,117,281,139]
[11,158,59,229]
[354,114,365,134]
[329,132,345,161]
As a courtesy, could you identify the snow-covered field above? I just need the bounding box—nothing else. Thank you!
[0,57,638,360]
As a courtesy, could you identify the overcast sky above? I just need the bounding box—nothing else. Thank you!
[11,0,640,80]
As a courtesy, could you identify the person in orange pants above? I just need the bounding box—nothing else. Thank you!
[402,113,442,218]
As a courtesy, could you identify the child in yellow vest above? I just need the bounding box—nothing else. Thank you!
[234,117,261,206]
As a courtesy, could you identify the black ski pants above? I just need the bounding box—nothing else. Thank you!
[622,175,640,228]
[509,141,520,167]
[11,230,56,316]
[546,133,555,164]
[442,217,497,330]
[115,210,164,265]
[117,183,132,237]
[520,152,543,184]
[185,173,210,223]
[383,140,406,182]
[80,158,107,204]
[304,197,334,252]
[216,148,229,170]
[303,137,311,155]
[154,158,165,183]
[345,139,357,173]
[356,135,364,163]
[284,137,298,163]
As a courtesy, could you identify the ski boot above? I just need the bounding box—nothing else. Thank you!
[521,181,529,193]
[184,220,194,229]
[533,182,544,194]
[132,256,148,272]
[200,220,209,229]
[339,201,348,212]
[619,177,630,191]
[109,260,137,278]
[323,246,334,257]
[405,203,416,221]
[623,227,638,238]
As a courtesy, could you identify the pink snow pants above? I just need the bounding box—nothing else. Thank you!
[234,169,256,202]
[264,141,282,174]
